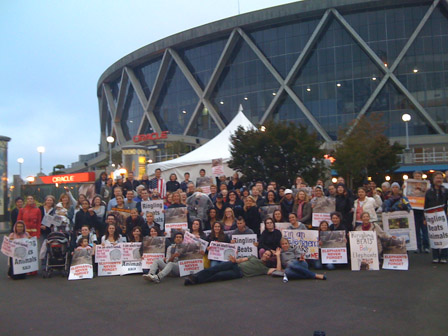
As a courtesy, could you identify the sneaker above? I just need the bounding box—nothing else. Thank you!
[282,274,288,283]
[184,275,197,286]
[440,259,447,264]
[142,274,152,282]
[424,248,430,254]
[432,259,439,263]
[149,274,160,283]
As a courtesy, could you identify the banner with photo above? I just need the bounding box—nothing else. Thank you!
[349,231,379,271]
[183,231,208,252]
[142,237,166,269]
[382,236,408,271]
[311,197,335,227]
[69,248,94,280]
[178,243,204,277]
[211,158,224,177]
[260,222,290,234]
[403,179,430,210]
[382,210,417,251]
[282,230,319,259]
[208,241,237,261]
[11,237,38,275]
[41,214,66,228]
[95,245,123,263]
[320,231,347,264]
[95,243,143,276]
[108,208,132,227]
[98,261,122,276]
[196,176,213,194]
[259,205,281,222]
[2,236,27,258]
[164,207,188,237]
[424,206,448,249]
[312,213,332,228]
[140,199,164,226]
[231,234,258,258]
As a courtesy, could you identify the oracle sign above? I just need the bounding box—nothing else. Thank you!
[40,172,96,184]
[133,131,169,143]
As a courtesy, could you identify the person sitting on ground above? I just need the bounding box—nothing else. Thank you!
[143,231,185,283]
[258,217,282,258]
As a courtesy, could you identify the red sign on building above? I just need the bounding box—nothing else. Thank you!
[40,172,96,184]
[133,131,169,143]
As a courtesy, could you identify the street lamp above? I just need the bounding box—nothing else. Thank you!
[402,114,411,151]
[37,146,45,174]
[17,158,24,177]
[118,168,127,180]
[106,136,115,166]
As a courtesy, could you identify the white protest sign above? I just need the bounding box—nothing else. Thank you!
[142,237,166,269]
[320,231,347,264]
[282,230,319,259]
[164,207,188,237]
[211,158,224,177]
[349,231,379,271]
[382,210,417,251]
[424,206,448,249]
[121,242,142,261]
[179,259,204,277]
[121,260,143,275]
[178,243,204,277]
[183,231,208,252]
[95,245,123,263]
[208,241,237,261]
[69,249,94,280]
[141,200,164,226]
[1,236,17,258]
[13,237,38,275]
[98,262,122,276]
[312,213,331,228]
[382,254,409,270]
[232,234,258,258]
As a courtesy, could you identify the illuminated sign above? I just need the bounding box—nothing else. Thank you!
[40,172,96,184]
[133,131,169,143]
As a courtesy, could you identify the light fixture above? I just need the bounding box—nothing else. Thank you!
[385,176,391,181]
[403,174,409,180]
[331,177,337,184]
[413,69,418,73]
[372,77,377,81]
[429,169,435,173]
[368,176,372,181]
[260,126,266,132]
[26,176,35,183]
[182,110,187,114]
[402,114,411,151]
[306,87,311,92]
[244,97,248,100]
[220,101,224,105]
[147,159,153,164]
[129,120,133,123]
[272,92,276,96]
[336,83,341,87]
[106,136,115,167]
[384,63,388,67]
[106,136,115,143]
[17,158,24,177]
[422,174,427,179]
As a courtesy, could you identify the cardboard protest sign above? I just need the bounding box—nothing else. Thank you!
[208,241,237,261]
[311,197,335,227]
[232,234,258,258]
[142,237,166,269]
[382,210,417,251]
[121,260,143,275]
[196,176,213,194]
[1,236,18,258]
[178,243,204,277]
[95,245,123,263]
[403,179,430,210]
[164,207,188,237]
[320,231,347,264]
[98,262,122,276]
[312,213,332,228]
[259,205,281,222]
[260,222,290,234]
[69,248,93,280]
[140,200,164,226]
[349,231,379,271]
[109,208,132,227]
[382,236,408,270]
[122,242,142,261]
[282,230,319,259]
[211,158,224,177]
[424,206,448,249]
[13,237,38,275]
[183,231,208,252]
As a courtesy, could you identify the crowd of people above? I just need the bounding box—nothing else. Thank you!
[7,168,448,283]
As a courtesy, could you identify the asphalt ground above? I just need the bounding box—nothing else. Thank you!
[0,236,447,336]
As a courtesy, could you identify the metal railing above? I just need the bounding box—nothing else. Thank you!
[398,148,448,164]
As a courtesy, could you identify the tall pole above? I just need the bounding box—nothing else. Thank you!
[405,121,409,151]
[109,142,112,166]
[39,152,43,173]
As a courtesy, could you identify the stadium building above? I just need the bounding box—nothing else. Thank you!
[92,0,448,176]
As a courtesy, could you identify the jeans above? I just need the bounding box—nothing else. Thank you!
[414,210,429,250]
[149,259,180,279]
[432,248,448,260]
[285,260,316,280]
[312,259,336,270]
[193,261,243,284]
[210,260,223,268]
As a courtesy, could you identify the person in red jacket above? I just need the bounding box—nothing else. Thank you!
[18,195,42,239]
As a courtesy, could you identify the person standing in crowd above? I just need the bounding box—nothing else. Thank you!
[264,190,277,206]
[207,222,231,267]
[250,185,265,207]
[166,173,181,193]
[381,182,392,201]
[243,196,261,235]
[169,192,186,209]
[18,195,42,239]
[287,213,307,230]
[149,168,166,199]
[124,172,140,192]
[213,193,225,220]
[382,182,412,212]
[410,171,430,254]
[292,190,312,228]
[107,187,124,211]
[129,226,143,243]
[224,190,244,218]
[258,217,281,258]
[326,184,337,199]
[124,190,137,210]
[142,212,162,236]
[329,212,346,232]
[352,187,382,229]
[10,197,24,230]
[199,168,206,177]
[101,177,114,204]
[273,209,284,224]
[180,172,192,192]
[314,220,336,270]
[230,216,255,236]
[112,176,126,195]
[228,172,242,191]
[126,208,145,234]
[424,171,448,263]
[221,207,237,231]
[39,195,56,239]
[136,189,151,215]
[58,193,75,225]
[335,184,353,229]
[101,223,122,245]
[280,189,294,220]
[190,219,207,240]
[95,172,108,195]
[205,208,218,231]
[186,182,196,197]
[74,200,99,234]
[140,174,150,190]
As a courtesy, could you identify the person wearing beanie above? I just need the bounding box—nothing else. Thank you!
[382,182,412,212]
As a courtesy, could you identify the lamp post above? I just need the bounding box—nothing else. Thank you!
[37,146,45,174]
[17,158,24,177]
[106,136,115,167]
[402,114,411,151]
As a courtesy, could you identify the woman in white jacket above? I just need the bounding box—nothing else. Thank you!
[352,187,382,229]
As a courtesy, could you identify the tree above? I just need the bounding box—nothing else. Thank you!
[228,121,327,187]
[332,113,404,188]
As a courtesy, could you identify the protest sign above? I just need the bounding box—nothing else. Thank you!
[183,231,208,252]
[122,242,142,261]
[1,236,18,258]
[349,231,379,271]
[109,208,131,226]
[98,262,122,276]
[382,210,417,251]
[403,179,430,210]
[13,237,38,275]
[42,214,66,228]
[282,230,319,259]
[165,207,188,237]
[121,260,143,275]
[320,231,347,264]
[196,176,213,194]
[232,234,258,258]
[312,213,332,228]
[69,249,93,280]
[95,245,123,263]
[260,222,290,234]
[142,237,166,269]
[140,199,164,226]
[259,205,281,222]
[382,236,408,271]
[311,197,335,227]
[211,158,224,177]
[208,241,237,261]
[424,206,448,249]
[178,243,204,277]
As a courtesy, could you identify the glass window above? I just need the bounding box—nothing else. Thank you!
[134,58,163,99]
[121,83,145,141]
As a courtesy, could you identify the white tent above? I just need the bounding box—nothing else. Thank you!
[147,108,255,182]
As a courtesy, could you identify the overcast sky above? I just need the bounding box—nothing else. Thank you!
[0,0,297,181]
